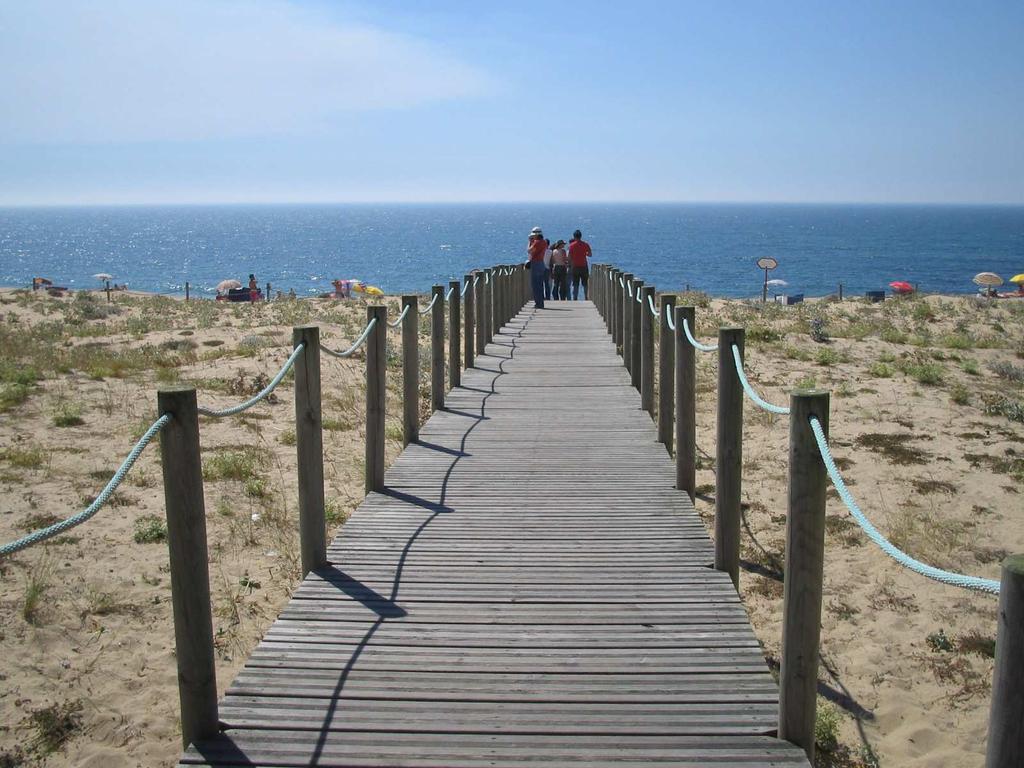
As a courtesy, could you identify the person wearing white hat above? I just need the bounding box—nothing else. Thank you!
[527,227,547,308]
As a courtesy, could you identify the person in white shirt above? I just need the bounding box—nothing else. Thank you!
[542,239,553,300]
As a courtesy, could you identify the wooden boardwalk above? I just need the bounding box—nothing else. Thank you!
[180,300,811,767]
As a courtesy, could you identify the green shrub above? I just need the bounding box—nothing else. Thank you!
[814,703,840,753]
[815,348,840,367]
[133,514,167,543]
[961,359,980,376]
[868,362,893,378]
[950,383,970,405]
[52,402,85,427]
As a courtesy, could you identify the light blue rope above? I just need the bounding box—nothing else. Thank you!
[418,293,439,315]
[809,416,1000,595]
[387,304,410,328]
[198,344,304,417]
[320,318,378,359]
[619,277,625,288]
[731,345,790,415]
[445,286,454,300]
[665,305,676,331]
[1,415,172,557]
[682,318,718,352]
[461,281,471,296]
[647,294,658,317]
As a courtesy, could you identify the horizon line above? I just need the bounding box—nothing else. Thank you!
[1,198,1023,209]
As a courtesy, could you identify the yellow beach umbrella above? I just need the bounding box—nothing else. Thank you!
[1010,274,1024,285]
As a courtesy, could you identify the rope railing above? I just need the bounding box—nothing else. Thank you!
[461,280,471,296]
[647,294,658,317]
[418,293,439,315]
[445,286,454,300]
[387,304,410,328]
[1,415,172,557]
[682,317,718,352]
[809,416,1000,594]
[198,343,305,417]
[731,345,790,415]
[320,317,378,358]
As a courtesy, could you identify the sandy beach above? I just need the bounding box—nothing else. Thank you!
[1,287,1022,767]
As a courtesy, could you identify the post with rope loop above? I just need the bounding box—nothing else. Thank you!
[483,268,493,349]
[449,280,461,389]
[475,271,486,361]
[496,266,505,329]
[658,294,675,449]
[611,269,621,346]
[293,327,326,576]
[365,305,387,492]
[157,386,218,748]
[715,327,744,588]
[401,295,419,446]
[630,278,644,391]
[640,285,656,415]
[621,273,634,372]
[594,265,602,317]
[675,306,696,499]
[987,555,1024,768]
[431,285,445,412]
[463,274,474,369]
[778,389,830,762]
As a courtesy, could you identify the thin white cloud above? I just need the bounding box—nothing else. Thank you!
[0,0,488,143]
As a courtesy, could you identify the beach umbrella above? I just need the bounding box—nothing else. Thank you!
[766,279,787,287]
[93,272,114,281]
[972,272,1003,287]
[889,281,914,294]
[1008,274,1024,285]
[216,279,242,292]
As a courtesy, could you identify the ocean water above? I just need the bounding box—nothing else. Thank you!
[0,203,1021,298]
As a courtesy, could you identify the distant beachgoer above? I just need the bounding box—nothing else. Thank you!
[550,240,569,299]
[543,239,553,300]
[568,230,592,300]
[527,227,546,309]
[248,273,259,301]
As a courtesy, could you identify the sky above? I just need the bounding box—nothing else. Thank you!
[0,0,1022,205]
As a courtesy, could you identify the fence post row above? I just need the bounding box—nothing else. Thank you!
[640,285,656,416]
[292,326,327,576]
[630,278,644,391]
[431,285,445,411]
[475,271,486,363]
[485,268,494,347]
[463,274,475,369]
[778,390,830,762]
[449,280,461,390]
[715,327,744,588]
[612,269,622,347]
[365,305,387,492]
[401,295,419,445]
[621,273,634,372]
[157,386,219,749]
[675,305,696,501]
[658,294,675,450]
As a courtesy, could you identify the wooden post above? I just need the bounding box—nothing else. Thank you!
[640,285,656,416]
[431,285,445,411]
[185,281,190,302]
[475,273,486,361]
[621,273,634,372]
[266,282,271,301]
[778,389,830,762]
[463,275,474,369]
[483,269,493,348]
[838,283,843,301]
[157,386,218,748]
[630,279,644,391]
[292,326,326,576]
[448,280,461,389]
[987,555,1024,768]
[658,294,676,449]
[365,305,386,492]
[675,306,696,500]
[715,327,744,588]
[401,295,419,446]
[492,268,501,339]
[105,280,111,303]
[612,269,622,347]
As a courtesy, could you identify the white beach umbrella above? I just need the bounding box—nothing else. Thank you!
[217,279,242,292]
[766,279,787,287]
[93,272,114,281]
[972,272,1003,287]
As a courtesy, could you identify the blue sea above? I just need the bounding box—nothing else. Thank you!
[0,203,1021,298]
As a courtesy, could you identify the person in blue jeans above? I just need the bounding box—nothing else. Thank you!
[527,227,546,308]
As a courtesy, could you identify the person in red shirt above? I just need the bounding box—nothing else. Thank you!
[568,230,592,300]
[527,226,547,308]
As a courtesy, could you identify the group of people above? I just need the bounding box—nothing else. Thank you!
[526,227,592,309]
